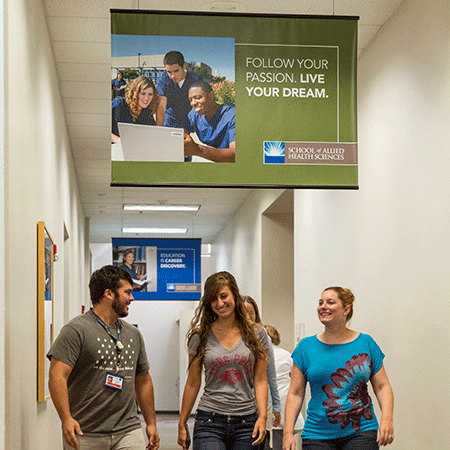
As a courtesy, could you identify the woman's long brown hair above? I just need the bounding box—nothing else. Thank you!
[188,271,266,367]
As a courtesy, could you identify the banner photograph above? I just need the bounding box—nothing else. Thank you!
[111,10,358,188]
[112,238,202,300]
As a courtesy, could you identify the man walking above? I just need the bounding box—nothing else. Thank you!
[48,265,159,450]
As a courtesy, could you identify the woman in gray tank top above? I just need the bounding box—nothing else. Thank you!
[177,271,270,450]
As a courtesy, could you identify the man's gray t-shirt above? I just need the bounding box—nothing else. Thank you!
[189,326,269,415]
[47,310,149,435]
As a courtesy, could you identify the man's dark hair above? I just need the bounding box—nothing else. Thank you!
[89,265,133,305]
[189,80,213,95]
[163,51,185,67]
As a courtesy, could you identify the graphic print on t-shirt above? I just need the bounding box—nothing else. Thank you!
[209,353,253,383]
[321,353,373,432]
[93,336,136,373]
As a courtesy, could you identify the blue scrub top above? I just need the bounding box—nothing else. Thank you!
[186,104,235,150]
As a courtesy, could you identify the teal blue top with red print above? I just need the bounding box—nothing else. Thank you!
[292,333,384,440]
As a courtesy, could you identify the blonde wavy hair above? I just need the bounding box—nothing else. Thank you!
[188,271,266,366]
[125,76,159,121]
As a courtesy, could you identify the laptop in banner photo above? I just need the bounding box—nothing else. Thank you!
[118,123,185,162]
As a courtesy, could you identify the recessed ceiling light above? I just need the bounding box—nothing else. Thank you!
[122,227,188,234]
[123,204,200,212]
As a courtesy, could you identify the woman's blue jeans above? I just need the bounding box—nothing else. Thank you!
[302,430,379,450]
[193,409,260,450]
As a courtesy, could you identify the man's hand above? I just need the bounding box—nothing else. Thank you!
[184,131,199,157]
[62,417,83,449]
[146,424,160,450]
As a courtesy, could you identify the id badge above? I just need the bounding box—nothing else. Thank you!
[105,372,124,390]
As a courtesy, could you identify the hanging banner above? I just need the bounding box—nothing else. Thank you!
[111,10,358,188]
[112,238,202,300]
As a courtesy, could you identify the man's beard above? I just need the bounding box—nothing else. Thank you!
[112,295,128,318]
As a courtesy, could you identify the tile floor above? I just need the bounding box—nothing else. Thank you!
[141,413,194,450]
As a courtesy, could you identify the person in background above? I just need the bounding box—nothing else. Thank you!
[243,296,281,449]
[177,271,269,450]
[283,287,394,450]
[47,265,159,450]
[112,71,127,98]
[111,76,160,143]
[263,324,304,450]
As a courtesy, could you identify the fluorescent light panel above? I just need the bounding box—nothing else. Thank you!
[123,204,200,212]
[122,227,188,234]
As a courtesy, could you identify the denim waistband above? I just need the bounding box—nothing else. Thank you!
[196,409,258,423]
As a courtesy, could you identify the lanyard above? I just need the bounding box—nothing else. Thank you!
[91,309,124,355]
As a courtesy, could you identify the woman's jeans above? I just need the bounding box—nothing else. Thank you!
[302,430,379,450]
[193,409,260,450]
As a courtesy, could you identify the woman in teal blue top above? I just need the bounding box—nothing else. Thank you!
[283,287,394,450]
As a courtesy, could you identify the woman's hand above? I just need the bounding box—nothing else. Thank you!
[273,412,281,428]
[282,432,296,450]
[251,417,266,446]
[370,365,394,446]
[177,424,189,450]
[377,418,394,446]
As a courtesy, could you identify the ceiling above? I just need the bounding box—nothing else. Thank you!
[42,0,405,243]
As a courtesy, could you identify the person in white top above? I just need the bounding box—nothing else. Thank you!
[264,324,304,450]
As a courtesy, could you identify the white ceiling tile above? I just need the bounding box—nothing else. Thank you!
[43,0,111,17]
[358,24,382,49]
[64,98,110,114]
[53,41,110,64]
[335,0,404,25]
[57,63,110,83]
[47,17,110,43]
[73,146,111,160]
[71,137,110,150]
[68,125,110,140]
[66,112,110,128]
[61,81,110,99]
[307,0,334,15]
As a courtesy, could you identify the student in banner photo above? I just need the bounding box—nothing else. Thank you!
[156,50,203,130]
[111,76,161,143]
[243,296,281,450]
[177,271,269,450]
[283,287,394,450]
[184,80,236,163]
[47,265,160,450]
[120,249,147,291]
[112,71,127,98]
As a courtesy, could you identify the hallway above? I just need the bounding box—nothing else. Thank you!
[147,414,194,450]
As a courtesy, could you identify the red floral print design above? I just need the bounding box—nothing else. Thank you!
[322,353,373,432]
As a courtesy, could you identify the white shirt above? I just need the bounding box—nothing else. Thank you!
[273,344,304,430]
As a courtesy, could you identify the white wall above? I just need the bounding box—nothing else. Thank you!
[126,301,197,411]
[4,0,87,448]
[294,0,450,448]
[213,189,284,299]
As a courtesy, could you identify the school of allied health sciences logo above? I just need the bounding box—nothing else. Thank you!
[264,141,358,165]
